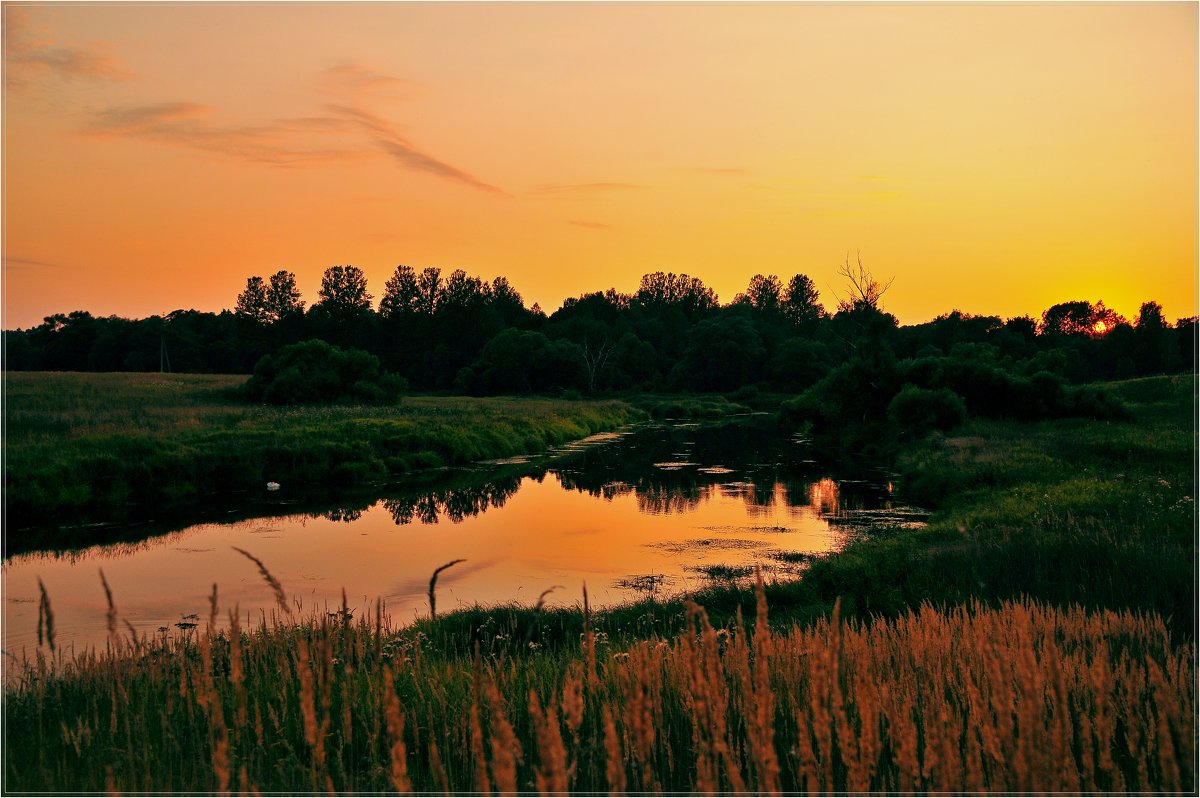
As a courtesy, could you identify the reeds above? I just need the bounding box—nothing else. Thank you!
[5,593,1194,794]
[429,559,467,620]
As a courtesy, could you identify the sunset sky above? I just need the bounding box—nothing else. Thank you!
[4,2,1196,330]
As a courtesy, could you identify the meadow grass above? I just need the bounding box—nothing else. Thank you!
[4,579,1193,793]
[3,372,643,538]
[793,374,1196,636]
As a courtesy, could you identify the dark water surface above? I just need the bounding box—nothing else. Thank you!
[4,418,925,655]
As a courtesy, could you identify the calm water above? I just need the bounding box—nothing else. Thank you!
[4,419,924,656]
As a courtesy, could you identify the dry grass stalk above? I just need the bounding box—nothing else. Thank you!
[748,569,782,794]
[207,583,219,636]
[428,737,452,795]
[534,585,563,612]
[231,547,290,616]
[602,704,626,795]
[582,582,598,689]
[36,577,55,653]
[381,664,411,793]
[427,559,466,621]
[4,590,1196,794]
[484,676,521,794]
[98,569,118,640]
[529,690,569,794]
[561,663,585,736]
[469,666,492,795]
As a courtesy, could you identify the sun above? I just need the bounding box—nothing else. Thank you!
[1092,320,1109,336]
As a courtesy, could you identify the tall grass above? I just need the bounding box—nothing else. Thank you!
[4,372,643,534]
[5,578,1193,793]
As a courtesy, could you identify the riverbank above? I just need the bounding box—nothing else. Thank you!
[3,373,643,542]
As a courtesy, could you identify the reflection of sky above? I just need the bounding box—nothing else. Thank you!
[4,471,863,656]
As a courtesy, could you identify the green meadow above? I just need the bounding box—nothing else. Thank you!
[3,372,642,539]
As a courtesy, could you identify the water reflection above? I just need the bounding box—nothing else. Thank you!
[380,477,523,526]
[5,419,923,655]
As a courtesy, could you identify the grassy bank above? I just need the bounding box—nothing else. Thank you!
[796,374,1195,636]
[5,585,1193,793]
[3,372,643,536]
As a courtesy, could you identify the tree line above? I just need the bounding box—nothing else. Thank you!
[3,262,1194,395]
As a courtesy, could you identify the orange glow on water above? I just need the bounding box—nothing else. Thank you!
[3,3,1196,329]
[4,472,863,654]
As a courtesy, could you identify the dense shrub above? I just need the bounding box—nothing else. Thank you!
[887,385,967,436]
[901,356,1129,422]
[456,329,586,395]
[244,339,407,405]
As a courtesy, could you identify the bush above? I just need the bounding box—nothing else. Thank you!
[456,329,586,395]
[244,339,407,405]
[887,385,967,436]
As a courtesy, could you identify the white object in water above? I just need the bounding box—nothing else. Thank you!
[266,481,281,491]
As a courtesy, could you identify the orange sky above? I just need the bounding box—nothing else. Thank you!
[4,2,1197,330]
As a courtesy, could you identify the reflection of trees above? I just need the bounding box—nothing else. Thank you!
[323,508,364,523]
[808,478,840,517]
[636,484,703,515]
[554,420,831,516]
[381,477,522,526]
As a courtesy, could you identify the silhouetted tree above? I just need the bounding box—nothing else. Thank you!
[1132,301,1180,375]
[266,271,304,320]
[733,274,783,313]
[675,315,766,391]
[309,265,376,351]
[380,265,421,319]
[487,276,529,328]
[782,274,823,329]
[633,272,718,319]
[417,267,441,315]
[235,277,271,323]
[316,265,372,313]
[835,253,893,312]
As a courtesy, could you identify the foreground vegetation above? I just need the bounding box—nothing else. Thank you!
[3,374,1192,793]
[3,372,642,535]
[5,582,1193,793]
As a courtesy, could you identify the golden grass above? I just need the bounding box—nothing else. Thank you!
[5,583,1194,793]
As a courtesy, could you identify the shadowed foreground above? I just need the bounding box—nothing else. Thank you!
[5,585,1193,794]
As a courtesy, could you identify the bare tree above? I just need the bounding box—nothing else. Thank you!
[834,252,894,313]
[581,336,615,393]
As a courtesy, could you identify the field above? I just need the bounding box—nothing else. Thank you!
[3,372,642,538]
[4,581,1193,793]
[2,373,1195,793]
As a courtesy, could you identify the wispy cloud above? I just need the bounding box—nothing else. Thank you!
[83,102,361,167]
[530,182,644,196]
[89,102,211,134]
[4,256,63,270]
[5,6,130,90]
[319,61,420,97]
[78,60,504,192]
[326,103,506,195]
